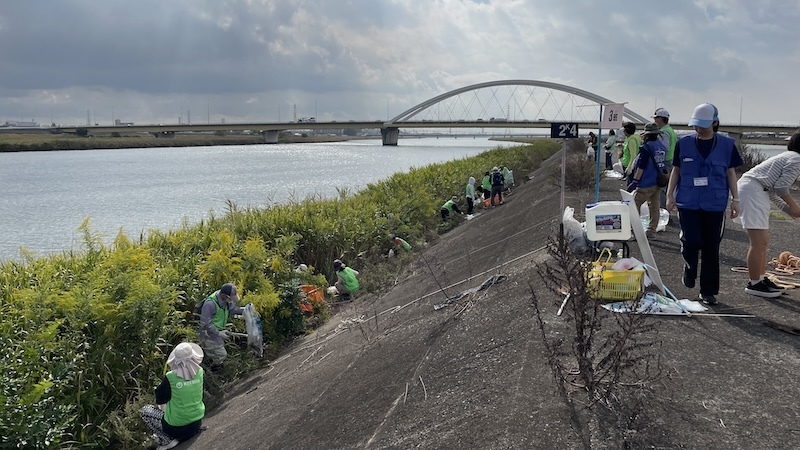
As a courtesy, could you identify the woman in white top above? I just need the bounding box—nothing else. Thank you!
[735,131,800,298]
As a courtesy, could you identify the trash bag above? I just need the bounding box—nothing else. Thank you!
[562,206,589,255]
[243,303,263,357]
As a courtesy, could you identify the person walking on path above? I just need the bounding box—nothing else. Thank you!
[198,283,245,369]
[490,166,505,206]
[626,122,667,238]
[465,176,476,215]
[333,259,359,300]
[620,122,642,177]
[603,129,617,170]
[441,195,463,219]
[666,103,743,306]
[587,132,599,161]
[734,131,800,298]
[141,342,206,450]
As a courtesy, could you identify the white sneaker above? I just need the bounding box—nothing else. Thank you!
[157,439,179,450]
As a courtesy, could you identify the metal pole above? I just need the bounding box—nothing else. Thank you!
[594,105,604,202]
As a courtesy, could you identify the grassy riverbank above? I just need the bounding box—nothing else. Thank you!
[0,132,368,152]
[0,140,559,448]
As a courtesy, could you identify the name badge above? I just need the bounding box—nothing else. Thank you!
[693,177,708,187]
[683,157,694,162]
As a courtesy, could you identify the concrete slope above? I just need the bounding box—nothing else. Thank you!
[185,150,800,450]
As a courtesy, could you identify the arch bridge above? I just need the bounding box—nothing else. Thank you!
[380,79,649,145]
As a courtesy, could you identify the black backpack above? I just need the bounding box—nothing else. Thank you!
[492,172,503,186]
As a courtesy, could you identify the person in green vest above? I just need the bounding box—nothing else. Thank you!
[141,342,206,450]
[198,283,245,368]
[652,108,678,171]
[333,259,360,300]
[465,176,476,214]
[440,195,463,220]
[620,122,642,177]
[481,171,492,206]
[393,235,412,251]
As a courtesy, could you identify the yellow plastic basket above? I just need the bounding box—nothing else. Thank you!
[587,248,644,300]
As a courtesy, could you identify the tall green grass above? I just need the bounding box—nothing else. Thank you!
[0,141,558,448]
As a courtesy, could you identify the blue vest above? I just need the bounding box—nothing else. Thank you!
[635,140,666,188]
[675,134,735,212]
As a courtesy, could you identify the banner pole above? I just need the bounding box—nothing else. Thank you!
[594,105,603,202]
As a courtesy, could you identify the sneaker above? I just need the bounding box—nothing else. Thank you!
[682,266,696,289]
[762,277,785,291]
[157,439,179,450]
[744,280,782,298]
[699,294,718,305]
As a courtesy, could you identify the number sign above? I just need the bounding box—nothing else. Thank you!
[550,122,579,139]
[600,103,625,128]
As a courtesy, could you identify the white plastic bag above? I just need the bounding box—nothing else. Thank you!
[243,303,263,357]
[563,206,589,254]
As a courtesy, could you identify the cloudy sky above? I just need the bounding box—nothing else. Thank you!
[2,0,799,127]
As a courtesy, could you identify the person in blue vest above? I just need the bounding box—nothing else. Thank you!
[626,122,667,239]
[198,283,245,368]
[141,342,205,450]
[666,103,743,305]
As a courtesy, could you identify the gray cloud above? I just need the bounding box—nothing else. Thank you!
[1,0,799,126]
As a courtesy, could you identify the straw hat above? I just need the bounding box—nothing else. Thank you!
[167,342,204,380]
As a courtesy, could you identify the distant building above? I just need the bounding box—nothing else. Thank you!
[114,119,134,126]
[3,120,39,127]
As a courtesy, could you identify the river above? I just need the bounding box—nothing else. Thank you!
[0,137,515,260]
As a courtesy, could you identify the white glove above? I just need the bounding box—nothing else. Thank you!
[219,330,232,340]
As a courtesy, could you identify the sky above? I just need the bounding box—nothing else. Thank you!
[2,0,799,127]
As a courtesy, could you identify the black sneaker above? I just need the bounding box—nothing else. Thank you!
[699,294,717,305]
[761,277,785,291]
[744,280,782,298]
[683,266,696,289]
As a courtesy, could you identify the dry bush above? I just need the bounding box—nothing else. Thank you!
[736,142,766,174]
[548,139,600,191]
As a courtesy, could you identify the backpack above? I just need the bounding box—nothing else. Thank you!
[492,172,503,186]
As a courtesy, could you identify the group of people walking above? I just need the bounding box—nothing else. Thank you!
[615,102,800,305]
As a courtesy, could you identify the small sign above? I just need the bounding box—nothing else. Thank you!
[600,103,625,128]
[550,122,579,139]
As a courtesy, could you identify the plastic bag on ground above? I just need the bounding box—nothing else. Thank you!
[638,205,670,232]
[562,206,589,255]
[243,303,263,357]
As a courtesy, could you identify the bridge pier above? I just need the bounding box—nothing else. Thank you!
[381,127,399,146]
[262,130,279,144]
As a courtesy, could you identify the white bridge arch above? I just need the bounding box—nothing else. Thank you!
[385,79,648,125]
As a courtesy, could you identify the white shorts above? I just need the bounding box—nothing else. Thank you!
[734,176,770,229]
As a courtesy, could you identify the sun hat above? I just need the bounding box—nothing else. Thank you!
[492,166,499,172]
[643,122,661,135]
[652,108,670,119]
[451,195,458,201]
[167,342,204,380]
[688,103,718,128]
[220,283,239,303]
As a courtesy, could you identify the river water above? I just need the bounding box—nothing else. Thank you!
[0,137,513,260]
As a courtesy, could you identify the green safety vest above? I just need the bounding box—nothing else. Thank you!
[164,369,205,427]
[662,124,678,163]
[441,199,456,212]
[204,291,229,331]
[339,267,360,293]
[481,175,491,191]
